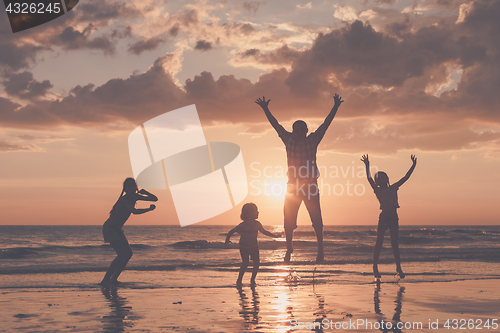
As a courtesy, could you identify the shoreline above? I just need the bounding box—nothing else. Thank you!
[2,279,499,332]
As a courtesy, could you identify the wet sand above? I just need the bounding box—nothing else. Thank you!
[1,279,499,332]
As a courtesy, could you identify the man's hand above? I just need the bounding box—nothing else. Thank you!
[411,154,417,165]
[333,93,344,108]
[149,204,156,211]
[255,96,271,109]
[361,154,370,166]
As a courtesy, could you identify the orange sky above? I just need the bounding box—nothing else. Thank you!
[0,0,499,225]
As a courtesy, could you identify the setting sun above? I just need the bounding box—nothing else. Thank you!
[265,180,288,200]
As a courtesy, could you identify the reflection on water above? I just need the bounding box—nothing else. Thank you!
[312,288,326,333]
[374,284,405,332]
[238,286,260,327]
[101,288,136,333]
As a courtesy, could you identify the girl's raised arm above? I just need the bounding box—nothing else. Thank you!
[361,154,377,190]
[393,155,417,188]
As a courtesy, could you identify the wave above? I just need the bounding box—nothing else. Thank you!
[0,243,155,259]
[0,248,39,259]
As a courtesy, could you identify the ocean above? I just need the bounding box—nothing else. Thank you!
[1,225,500,290]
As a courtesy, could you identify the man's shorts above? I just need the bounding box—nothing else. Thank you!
[284,179,323,230]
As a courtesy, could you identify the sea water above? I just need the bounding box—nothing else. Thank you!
[1,225,499,290]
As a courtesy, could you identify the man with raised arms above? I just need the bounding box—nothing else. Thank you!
[255,94,344,263]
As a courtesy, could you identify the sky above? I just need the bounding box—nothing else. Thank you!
[0,0,499,226]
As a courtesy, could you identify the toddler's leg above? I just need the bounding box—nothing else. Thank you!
[250,251,260,286]
[237,248,250,287]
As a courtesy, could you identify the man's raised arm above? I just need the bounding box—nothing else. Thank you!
[255,96,286,134]
[316,93,344,135]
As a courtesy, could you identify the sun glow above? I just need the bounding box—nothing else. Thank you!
[264,180,287,200]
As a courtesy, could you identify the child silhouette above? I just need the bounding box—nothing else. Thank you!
[99,178,157,287]
[361,155,417,280]
[225,203,280,288]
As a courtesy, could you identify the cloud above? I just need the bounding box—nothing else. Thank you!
[235,45,301,68]
[320,117,500,154]
[295,2,312,10]
[194,40,212,51]
[50,25,115,54]
[16,134,73,143]
[286,20,461,95]
[0,140,42,152]
[0,54,186,129]
[1,0,499,155]
[3,72,53,100]
[76,0,142,23]
[0,14,46,70]
[243,1,265,14]
[333,6,359,22]
[128,36,166,55]
[0,0,143,70]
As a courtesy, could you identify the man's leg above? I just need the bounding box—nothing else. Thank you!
[303,183,324,263]
[284,187,302,263]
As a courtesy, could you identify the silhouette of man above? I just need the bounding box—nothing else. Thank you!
[256,94,344,263]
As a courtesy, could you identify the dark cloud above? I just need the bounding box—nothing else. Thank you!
[169,23,180,36]
[0,40,44,71]
[240,23,256,35]
[3,71,53,100]
[0,14,46,70]
[0,96,21,112]
[0,0,139,70]
[194,40,212,51]
[286,20,459,95]
[111,25,133,39]
[128,36,166,55]
[0,55,185,129]
[50,25,115,54]
[77,0,142,23]
[177,9,198,27]
[238,45,301,66]
[243,1,264,14]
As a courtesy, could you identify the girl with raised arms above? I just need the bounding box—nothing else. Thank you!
[361,155,417,280]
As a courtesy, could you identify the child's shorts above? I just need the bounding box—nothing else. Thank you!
[239,245,259,262]
[377,212,399,232]
[102,220,127,243]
